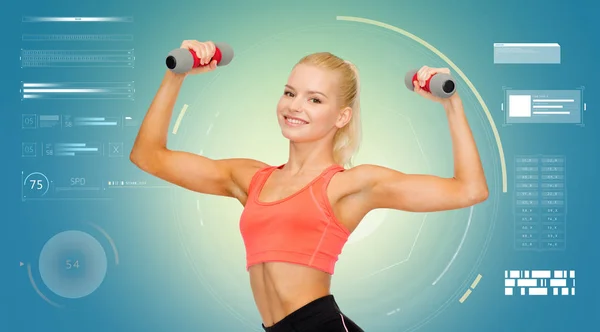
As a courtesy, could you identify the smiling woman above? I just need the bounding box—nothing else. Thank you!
[130,39,488,332]
[279,53,361,169]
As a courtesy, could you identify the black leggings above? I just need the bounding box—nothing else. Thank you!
[261,295,364,332]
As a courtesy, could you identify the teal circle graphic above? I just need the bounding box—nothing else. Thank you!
[38,230,108,299]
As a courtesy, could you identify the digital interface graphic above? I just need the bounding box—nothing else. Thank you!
[513,155,566,251]
[504,270,575,296]
[504,89,584,124]
[493,43,561,64]
[6,1,598,332]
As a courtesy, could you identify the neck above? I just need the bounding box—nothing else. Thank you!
[285,139,337,174]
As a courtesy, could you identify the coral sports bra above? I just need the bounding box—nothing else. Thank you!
[239,164,351,275]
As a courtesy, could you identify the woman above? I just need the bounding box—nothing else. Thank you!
[131,40,488,332]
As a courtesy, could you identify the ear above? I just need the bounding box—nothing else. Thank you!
[335,106,352,129]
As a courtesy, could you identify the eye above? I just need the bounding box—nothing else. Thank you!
[310,98,321,104]
[284,91,294,97]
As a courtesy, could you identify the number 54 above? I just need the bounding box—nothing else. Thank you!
[66,260,80,269]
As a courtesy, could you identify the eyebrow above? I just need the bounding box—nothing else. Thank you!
[285,85,328,98]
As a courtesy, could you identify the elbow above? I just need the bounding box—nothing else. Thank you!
[465,184,489,205]
[453,178,489,207]
[129,147,143,168]
[472,188,489,204]
[129,149,138,165]
[129,146,161,174]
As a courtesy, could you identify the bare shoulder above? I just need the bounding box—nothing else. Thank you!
[337,164,385,187]
[223,158,269,184]
[327,165,389,232]
[330,164,385,199]
[221,158,270,199]
[220,158,269,171]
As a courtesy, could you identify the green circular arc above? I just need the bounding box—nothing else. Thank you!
[336,16,507,193]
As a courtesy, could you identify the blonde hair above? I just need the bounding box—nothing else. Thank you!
[296,52,362,168]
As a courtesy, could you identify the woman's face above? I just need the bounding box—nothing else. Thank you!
[276,64,351,143]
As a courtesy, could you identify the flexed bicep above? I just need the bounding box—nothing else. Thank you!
[350,164,489,213]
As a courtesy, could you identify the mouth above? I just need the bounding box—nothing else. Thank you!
[284,115,309,126]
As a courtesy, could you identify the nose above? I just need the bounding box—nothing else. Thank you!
[289,97,304,113]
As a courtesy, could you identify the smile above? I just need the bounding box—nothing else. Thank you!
[284,116,309,126]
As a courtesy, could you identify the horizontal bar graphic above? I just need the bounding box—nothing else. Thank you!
[22,34,133,42]
[43,142,102,156]
[21,82,134,100]
[73,116,120,126]
[23,82,133,87]
[24,89,114,93]
[22,16,133,22]
[21,49,135,68]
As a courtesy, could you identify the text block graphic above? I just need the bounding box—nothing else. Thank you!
[514,155,566,251]
[494,43,560,64]
[505,90,582,124]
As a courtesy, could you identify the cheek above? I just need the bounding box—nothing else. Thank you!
[309,109,338,127]
[276,98,287,113]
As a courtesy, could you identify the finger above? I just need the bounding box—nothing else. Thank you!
[203,41,215,65]
[426,68,436,81]
[414,79,432,98]
[204,43,215,65]
[415,88,430,100]
[188,41,204,64]
[418,66,429,86]
[190,45,202,63]
[206,41,216,57]
[186,40,200,55]
[418,71,427,87]
[209,44,216,64]
[416,87,434,100]
[413,80,420,92]
[210,59,218,70]
[182,41,197,54]
[417,66,425,86]
[197,43,208,65]
[424,68,437,86]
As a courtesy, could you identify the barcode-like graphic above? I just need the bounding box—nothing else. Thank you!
[504,270,575,296]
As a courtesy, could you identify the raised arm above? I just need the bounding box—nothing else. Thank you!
[130,40,266,203]
[350,67,488,213]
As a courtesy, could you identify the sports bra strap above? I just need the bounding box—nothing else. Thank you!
[320,164,345,183]
[313,164,345,200]
[247,165,278,198]
[247,164,345,199]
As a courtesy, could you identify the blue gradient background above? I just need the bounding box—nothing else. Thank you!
[3,0,598,331]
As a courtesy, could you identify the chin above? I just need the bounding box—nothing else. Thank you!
[280,127,313,143]
[281,129,307,142]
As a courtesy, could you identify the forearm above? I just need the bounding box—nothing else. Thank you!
[443,96,488,193]
[132,70,186,153]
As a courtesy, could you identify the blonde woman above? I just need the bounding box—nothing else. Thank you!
[131,40,488,332]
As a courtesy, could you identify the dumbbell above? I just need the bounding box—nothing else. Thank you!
[166,42,234,74]
[404,69,456,98]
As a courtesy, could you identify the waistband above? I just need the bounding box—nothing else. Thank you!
[262,295,341,332]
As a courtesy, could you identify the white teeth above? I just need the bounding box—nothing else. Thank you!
[286,117,307,125]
